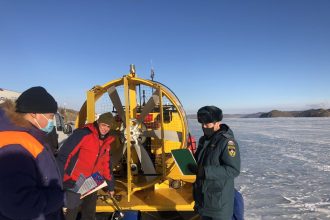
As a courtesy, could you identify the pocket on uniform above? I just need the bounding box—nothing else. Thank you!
[204,189,222,209]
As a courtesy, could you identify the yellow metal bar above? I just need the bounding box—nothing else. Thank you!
[131,178,162,193]
[96,204,194,212]
[128,76,137,119]
[124,76,132,202]
[158,88,166,178]
[86,89,95,123]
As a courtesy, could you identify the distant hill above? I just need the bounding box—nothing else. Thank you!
[260,109,330,118]
[260,110,295,118]
[187,108,330,119]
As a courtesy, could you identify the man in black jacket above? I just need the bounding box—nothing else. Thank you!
[189,106,241,220]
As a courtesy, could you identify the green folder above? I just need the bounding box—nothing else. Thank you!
[171,149,197,175]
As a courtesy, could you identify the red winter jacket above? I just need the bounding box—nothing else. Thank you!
[56,122,115,191]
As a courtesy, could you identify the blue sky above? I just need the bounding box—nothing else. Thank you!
[1,1,330,114]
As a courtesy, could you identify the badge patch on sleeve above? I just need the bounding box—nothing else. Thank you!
[227,140,236,157]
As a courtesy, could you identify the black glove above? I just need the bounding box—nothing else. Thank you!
[187,163,198,174]
[64,190,82,209]
[187,163,205,179]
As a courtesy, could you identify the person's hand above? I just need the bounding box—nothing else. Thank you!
[187,163,205,179]
[108,190,115,197]
[102,188,115,197]
[187,163,198,174]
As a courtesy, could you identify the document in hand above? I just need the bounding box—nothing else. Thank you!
[171,149,197,175]
[72,172,108,199]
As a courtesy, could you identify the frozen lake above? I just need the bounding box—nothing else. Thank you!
[188,117,330,220]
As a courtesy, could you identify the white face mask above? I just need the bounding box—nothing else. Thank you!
[34,114,55,133]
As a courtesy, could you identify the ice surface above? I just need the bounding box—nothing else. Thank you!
[188,117,330,220]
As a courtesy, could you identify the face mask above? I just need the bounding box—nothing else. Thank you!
[34,114,55,134]
[41,119,55,134]
[202,127,215,138]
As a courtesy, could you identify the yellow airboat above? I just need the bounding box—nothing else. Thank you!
[75,65,197,220]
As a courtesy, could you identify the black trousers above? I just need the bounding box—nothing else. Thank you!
[65,192,98,220]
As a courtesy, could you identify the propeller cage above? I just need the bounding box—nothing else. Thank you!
[75,69,189,202]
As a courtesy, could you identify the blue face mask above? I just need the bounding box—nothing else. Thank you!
[35,114,55,134]
[41,119,55,133]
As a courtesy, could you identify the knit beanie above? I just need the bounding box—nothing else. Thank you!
[15,86,58,113]
[97,112,114,125]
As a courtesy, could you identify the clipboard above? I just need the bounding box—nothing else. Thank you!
[171,149,197,175]
[69,172,108,199]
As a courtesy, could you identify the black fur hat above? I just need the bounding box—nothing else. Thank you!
[197,106,223,123]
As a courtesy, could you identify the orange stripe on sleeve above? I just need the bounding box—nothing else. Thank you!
[0,131,44,158]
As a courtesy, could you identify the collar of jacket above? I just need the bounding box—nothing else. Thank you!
[0,108,47,143]
[84,122,113,142]
[201,123,233,147]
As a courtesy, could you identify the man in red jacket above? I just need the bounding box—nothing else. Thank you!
[56,112,115,220]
